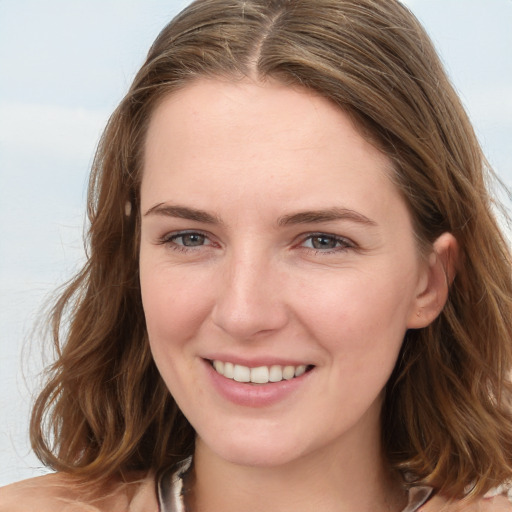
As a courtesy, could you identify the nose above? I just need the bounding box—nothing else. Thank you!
[211,248,289,340]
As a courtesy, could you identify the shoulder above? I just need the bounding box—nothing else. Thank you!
[0,471,159,512]
[420,494,512,511]
[0,473,85,512]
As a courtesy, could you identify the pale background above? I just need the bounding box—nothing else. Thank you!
[1,0,511,486]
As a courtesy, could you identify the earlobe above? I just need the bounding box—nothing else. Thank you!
[407,232,459,329]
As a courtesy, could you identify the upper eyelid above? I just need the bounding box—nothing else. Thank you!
[158,229,215,245]
[299,232,355,245]
[157,230,356,249]
[162,230,352,240]
[162,229,211,239]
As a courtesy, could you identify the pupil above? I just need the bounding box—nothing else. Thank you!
[312,236,335,249]
[183,234,204,246]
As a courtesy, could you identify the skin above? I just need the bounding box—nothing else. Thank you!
[139,78,456,512]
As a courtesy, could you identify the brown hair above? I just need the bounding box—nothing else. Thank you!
[31,0,512,498]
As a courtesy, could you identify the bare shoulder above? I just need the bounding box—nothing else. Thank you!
[0,471,158,512]
[0,473,87,512]
[421,493,512,511]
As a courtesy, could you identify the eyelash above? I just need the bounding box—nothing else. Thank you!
[157,230,356,255]
[299,233,355,254]
[157,230,214,252]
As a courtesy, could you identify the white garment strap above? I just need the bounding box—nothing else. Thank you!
[402,486,433,512]
[157,457,192,512]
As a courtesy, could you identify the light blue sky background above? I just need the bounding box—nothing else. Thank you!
[1,0,511,486]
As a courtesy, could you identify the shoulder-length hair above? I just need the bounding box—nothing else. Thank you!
[31,0,512,498]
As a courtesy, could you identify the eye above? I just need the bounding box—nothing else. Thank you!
[158,230,214,251]
[172,232,207,247]
[301,233,353,252]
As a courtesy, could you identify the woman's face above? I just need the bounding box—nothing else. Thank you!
[139,79,431,468]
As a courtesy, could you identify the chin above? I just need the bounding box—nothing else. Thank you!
[197,427,312,469]
[218,446,301,468]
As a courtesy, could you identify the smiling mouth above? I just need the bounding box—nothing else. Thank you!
[210,360,314,384]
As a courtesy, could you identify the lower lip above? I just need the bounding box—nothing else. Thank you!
[203,360,312,408]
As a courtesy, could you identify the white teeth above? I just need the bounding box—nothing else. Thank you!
[269,365,283,382]
[223,362,234,379]
[295,365,306,377]
[212,360,310,384]
[233,364,250,382]
[282,365,295,380]
[251,366,270,384]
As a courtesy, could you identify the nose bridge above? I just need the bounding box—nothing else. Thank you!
[211,242,287,339]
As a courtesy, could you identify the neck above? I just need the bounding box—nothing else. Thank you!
[187,420,406,512]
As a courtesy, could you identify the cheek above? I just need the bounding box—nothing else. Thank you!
[139,262,214,349]
[295,265,416,359]
[139,263,215,399]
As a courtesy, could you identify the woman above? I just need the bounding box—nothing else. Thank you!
[1,0,512,510]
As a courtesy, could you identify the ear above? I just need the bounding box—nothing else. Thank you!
[407,232,459,329]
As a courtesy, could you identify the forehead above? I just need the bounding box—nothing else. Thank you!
[145,78,387,157]
[141,78,402,222]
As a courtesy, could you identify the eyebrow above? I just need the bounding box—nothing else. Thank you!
[143,203,222,224]
[277,207,377,227]
[144,203,376,228]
